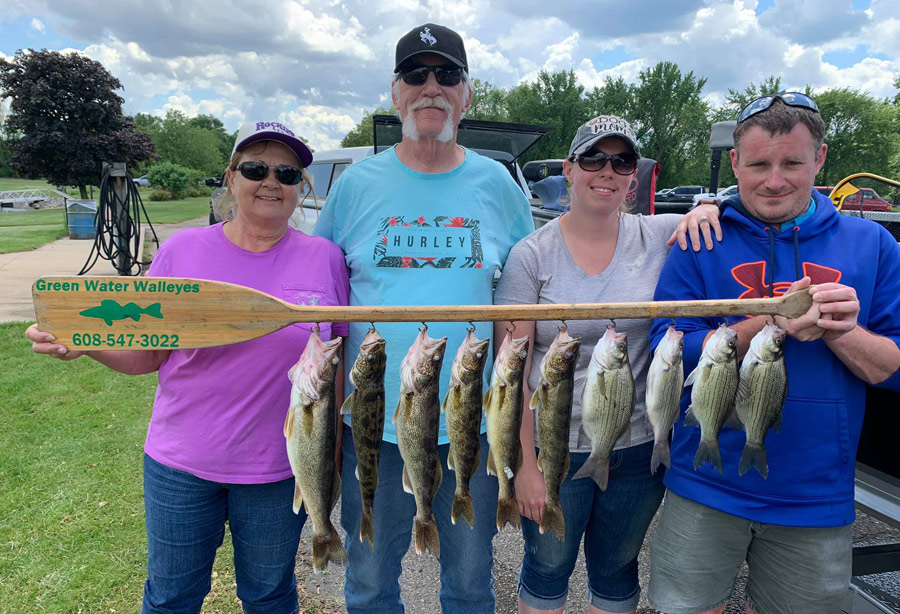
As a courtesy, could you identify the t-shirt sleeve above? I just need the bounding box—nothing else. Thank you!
[494,239,541,306]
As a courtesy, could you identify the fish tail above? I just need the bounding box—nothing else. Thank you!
[413,515,440,557]
[738,443,769,479]
[312,526,347,574]
[496,496,520,531]
[693,440,723,474]
[451,492,475,528]
[650,440,671,475]
[360,508,375,550]
[539,501,566,541]
[572,453,610,490]
[143,303,163,319]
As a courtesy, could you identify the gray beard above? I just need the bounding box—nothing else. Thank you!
[401,107,454,143]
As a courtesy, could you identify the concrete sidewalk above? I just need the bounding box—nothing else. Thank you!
[0,218,205,323]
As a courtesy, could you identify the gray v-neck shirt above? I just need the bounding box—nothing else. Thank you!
[494,213,681,452]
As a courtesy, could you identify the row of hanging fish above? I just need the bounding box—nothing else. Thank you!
[282,318,789,571]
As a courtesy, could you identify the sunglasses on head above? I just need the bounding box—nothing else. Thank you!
[236,161,303,185]
[400,65,463,87]
[575,151,637,176]
[738,92,819,124]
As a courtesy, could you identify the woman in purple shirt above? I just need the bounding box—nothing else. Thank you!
[26,122,350,614]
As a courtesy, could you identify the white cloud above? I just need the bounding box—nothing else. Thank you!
[30,18,45,33]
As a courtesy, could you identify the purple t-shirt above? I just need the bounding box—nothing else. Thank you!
[144,224,349,483]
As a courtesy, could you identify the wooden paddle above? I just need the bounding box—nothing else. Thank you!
[32,276,813,351]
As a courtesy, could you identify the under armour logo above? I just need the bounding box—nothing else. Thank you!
[420,27,437,46]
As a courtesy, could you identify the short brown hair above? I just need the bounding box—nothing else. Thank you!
[733,99,825,153]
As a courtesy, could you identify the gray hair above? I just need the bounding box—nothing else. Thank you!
[212,141,315,222]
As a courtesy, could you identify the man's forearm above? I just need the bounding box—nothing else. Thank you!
[825,326,900,385]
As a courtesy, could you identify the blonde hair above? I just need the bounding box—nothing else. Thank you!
[212,141,316,222]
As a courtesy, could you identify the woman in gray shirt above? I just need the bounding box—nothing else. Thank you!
[494,115,720,614]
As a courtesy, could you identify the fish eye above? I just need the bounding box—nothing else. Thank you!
[728,339,736,348]
[366,353,375,361]
[331,357,339,365]
[433,353,441,362]
[565,351,574,359]
[519,351,528,359]
[618,343,626,352]
[476,351,484,359]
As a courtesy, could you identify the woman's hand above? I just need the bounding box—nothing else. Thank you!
[668,202,723,251]
[25,323,85,361]
[515,457,546,524]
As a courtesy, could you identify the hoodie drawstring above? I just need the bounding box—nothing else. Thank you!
[764,225,803,297]
[793,226,801,280]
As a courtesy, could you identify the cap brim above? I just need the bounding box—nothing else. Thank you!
[571,133,640,158]
[234,132,313,168]
[394,50,466,72]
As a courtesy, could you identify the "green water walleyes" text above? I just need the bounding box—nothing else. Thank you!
[36,279,201,295]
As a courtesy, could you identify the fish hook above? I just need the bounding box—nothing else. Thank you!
[506,321,516,333]
[312,323,321,333]
[466,321,476,333]
[609,318,616,329]
[419,322,428,332]
[669,317,677,327]
[559,320,568,332]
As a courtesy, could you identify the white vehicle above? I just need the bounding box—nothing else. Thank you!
[690,184,739,207]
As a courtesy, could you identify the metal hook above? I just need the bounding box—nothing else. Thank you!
[506,321,516,333]
[312,323,321,333]
[559,320,568,331]
[609,318,616,328]
[369,321,376,331]
[669,317,677,327]
[419,322,428,332]
[466,321,476,333]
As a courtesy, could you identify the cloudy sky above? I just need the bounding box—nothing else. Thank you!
[1,0,898,151]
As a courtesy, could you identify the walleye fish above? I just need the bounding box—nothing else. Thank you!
[646,326,684,474]
[393,326,447,556]
[484,329,530,531]
[531,326,581,541]
[284,329,346,574]
[736,322,788,479]
[574,324,635,491]
[683,323,739,474]
[442,327,491,527]
[340,327,387,549]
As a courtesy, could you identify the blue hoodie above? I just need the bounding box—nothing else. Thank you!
[650,190,900,527]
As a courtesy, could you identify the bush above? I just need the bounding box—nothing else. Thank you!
[148,162,192,199]
[147,190,170,202]
[186,185,212,198]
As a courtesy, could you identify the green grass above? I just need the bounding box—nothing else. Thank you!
[0,322,244,613]
[0,196,209,254]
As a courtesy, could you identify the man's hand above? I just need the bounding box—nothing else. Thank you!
[668,203,722,251]
[811,282,859,341]
[773,278,823,341]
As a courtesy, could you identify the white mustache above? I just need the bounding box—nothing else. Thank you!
[408,96,453,114]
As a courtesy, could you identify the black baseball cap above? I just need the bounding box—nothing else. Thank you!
[394,23,468,73]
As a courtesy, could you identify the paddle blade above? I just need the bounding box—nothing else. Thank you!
[32,276,299,350]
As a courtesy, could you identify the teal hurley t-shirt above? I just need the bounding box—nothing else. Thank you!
[313,145,534,444]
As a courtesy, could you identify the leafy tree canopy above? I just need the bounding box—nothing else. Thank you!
[340,107,394,148]
[0,49,157,198]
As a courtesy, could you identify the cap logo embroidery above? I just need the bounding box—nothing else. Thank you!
[255,121,295,137]
[420,27,437,46]
[587,116,634,139]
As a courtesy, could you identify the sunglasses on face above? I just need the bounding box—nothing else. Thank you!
[236,161,303,185]
[400,65,463,87]
[738,92,819,124]
[576,151,638,176]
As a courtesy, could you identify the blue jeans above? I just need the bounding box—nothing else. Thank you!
[141,454,306,614]
[340,428,499,614]
[519,441,665,612]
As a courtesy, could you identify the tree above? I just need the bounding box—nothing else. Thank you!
[189,114,235,163]
[0,49,157,198]
[340,107,394,148]
[505,70,590,162]
[148,161,192,199]
[466,78,508,122]
[713,76,784,122]
[137,109,227,177]
[816,88,899,186]
[629,62,710,187]
[584,76,635,122]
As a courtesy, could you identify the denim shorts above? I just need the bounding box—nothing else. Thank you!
[141,454,306,614]
[518,441,665,612]
[649,490,853,614]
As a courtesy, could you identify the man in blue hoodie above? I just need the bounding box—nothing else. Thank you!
[647,93,900,614]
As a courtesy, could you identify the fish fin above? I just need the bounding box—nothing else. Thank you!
[693,440,723,474]
[340,392,355,415]
[413,515,440,557]
[283,406,295,438]
[354,465,359,481]
[539,501,566,541]
[331,468,341,510]
[104,317,115,326]
[483,387,493,413]
[650,440,671,475]
[144,303,163,319]
[486,449,497,476]
[572,453,610,490]
[684,365,699,387]
[473,445,481,475]
[360,509,375,550]
[496,496,521,531]
[736,377,751,405]
[292,481,303,515]
[401,466,414,495]
[724,406,741,431]
[772,411,783,434]
[391,397,406,425]
[536,449,544,474]
[440,388,450,414]
[683,406,700,428]
[622,421,632,447]
[434,460,443,496]
[312,525,347,574]
[515,443,524,474]
[301,402,315,437]
[451,493,475,528]
[529,387,544,411]
[738,443,769,479]
[447,449,455,472]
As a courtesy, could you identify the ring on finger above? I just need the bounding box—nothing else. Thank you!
[698,216,710,224]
